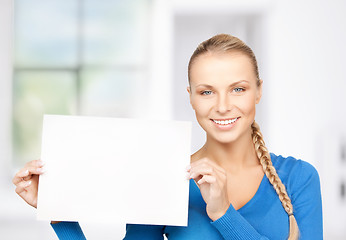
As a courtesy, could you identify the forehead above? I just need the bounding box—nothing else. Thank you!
[189,52,256,86]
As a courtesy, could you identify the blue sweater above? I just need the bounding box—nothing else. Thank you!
[51,153,323,239]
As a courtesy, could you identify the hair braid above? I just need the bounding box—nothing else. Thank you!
[251,121,299,240]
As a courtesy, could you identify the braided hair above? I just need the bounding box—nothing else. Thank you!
[252,121,299,239]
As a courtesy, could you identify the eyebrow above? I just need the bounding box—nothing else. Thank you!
[195,80,250,88]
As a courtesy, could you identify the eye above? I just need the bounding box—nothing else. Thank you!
[201,90,213,95]
[233,87,245,93]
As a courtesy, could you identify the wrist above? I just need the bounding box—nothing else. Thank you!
[208,204,230,221]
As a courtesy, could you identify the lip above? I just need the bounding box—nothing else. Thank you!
[210,117,240,130]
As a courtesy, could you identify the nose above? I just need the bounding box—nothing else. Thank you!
[216,93,231,114]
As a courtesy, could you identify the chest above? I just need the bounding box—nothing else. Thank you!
[164,178,289,240]
[226,166,264,210]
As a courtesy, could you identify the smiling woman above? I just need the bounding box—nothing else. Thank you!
[13,34,323,240]
[127,34,322,239]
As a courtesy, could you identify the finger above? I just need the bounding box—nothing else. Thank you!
[191,158,225,173]
[197,175,217,185]
[25,159,44,168]
[189,165,214,179]
[190,161,225,179]
[27,166,45,175]
[21,167,44,178]
[13,167,44,185]
[15,180,32,196]
[22,166,45,181]
[13,169,30,185]
[189,165,227,187]
[186,164,191,172]
[21,169,33,181]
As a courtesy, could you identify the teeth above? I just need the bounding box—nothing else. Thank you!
[213,118,238,125]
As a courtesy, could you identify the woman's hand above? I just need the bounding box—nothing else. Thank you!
[187,158,230,221]
[12,159,45,208]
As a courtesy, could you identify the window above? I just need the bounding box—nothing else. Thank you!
[13,0,151,166]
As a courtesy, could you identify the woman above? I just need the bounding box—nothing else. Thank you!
[13,34,323,239]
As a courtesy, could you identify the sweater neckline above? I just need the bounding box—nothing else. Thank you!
[237,153,277,213]
[190,163,270,214]
[236,172,267,213]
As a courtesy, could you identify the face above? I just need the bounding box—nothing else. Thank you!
[188,52,262,144]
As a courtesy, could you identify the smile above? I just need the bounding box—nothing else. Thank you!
[212,117,239,125]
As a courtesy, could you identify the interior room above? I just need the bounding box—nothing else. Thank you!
[1,0,346,239]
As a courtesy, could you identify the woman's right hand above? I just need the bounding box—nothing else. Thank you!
[12,159,45,208]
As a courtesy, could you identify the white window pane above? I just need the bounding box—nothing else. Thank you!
[15,0,78,67]
[83,0,150,66]
[13,71,77,166]
[80,70,146,118]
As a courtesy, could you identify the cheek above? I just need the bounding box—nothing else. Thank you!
[237,94,257,115]
[191,98,213,116]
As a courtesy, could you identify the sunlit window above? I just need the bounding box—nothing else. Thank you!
[13,0,151,166]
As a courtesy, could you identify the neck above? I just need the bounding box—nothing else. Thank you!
[200,128,259,173]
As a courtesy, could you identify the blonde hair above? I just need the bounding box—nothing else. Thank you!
[188,33,260,84]
[188,34,299,240]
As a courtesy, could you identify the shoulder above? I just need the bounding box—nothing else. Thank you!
[269,153,321,199]
[270,152,319,180]
[269,154,323,237]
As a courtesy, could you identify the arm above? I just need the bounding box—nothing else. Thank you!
[51,222,86,240]
[123,224,165,240]
[211,204,269,240]
[290,161,323,239]
[209,160,323,239]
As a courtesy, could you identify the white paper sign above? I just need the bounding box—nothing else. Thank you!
[37,115,191,226]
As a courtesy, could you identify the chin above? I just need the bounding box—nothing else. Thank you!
[209,134,239,144]
[204,122,253,145]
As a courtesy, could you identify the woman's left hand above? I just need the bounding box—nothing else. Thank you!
[187,158,230,221]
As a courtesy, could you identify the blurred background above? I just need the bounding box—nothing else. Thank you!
[1,0,346,239]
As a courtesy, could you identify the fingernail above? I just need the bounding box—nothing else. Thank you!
[186,173,190,180]
[186,165,191,171]
[22,170,29,176]
[38,161,45,166]
[37,167,45,173]
[25,181,32,187]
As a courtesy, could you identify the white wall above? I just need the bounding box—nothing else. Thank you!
[265,1,346,238]
[0,0,12,186]
[0,2,57,239]
[265,0,346,164]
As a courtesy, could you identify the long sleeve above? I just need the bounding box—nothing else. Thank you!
[51,221,86,240]
[289,160,323,239]
[211,157,323,240]
[211,204,269,240]
[123,224,165,240]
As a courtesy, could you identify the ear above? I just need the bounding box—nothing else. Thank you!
[255,80,263,104]
[187,86,195,110]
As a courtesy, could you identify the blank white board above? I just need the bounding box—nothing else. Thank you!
[37,115,191,226]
